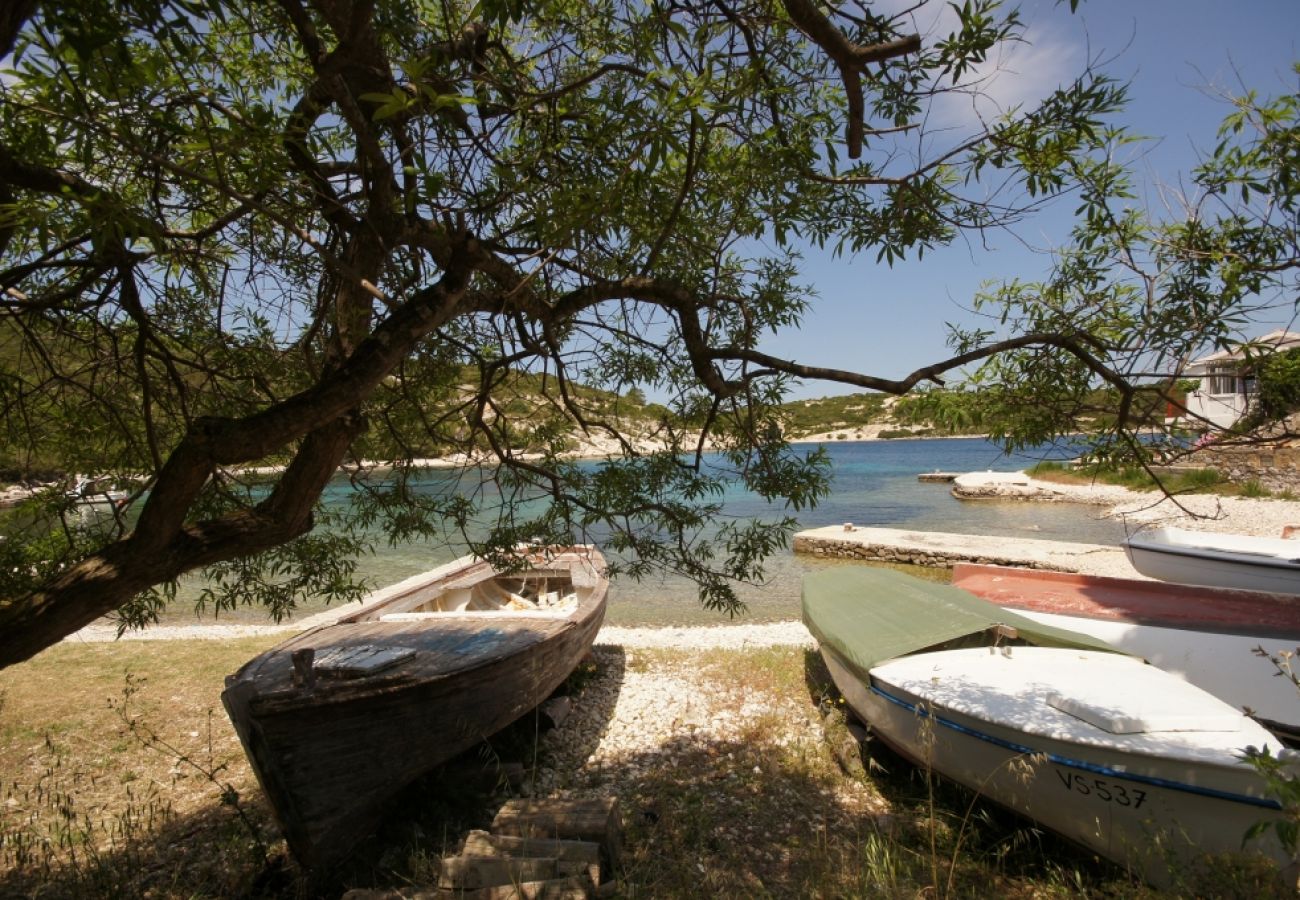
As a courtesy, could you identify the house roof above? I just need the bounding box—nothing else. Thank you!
[1186,329,1300,373]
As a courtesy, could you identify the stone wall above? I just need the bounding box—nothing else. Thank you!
[1188,445,1300,493]
[791,535,1056,570]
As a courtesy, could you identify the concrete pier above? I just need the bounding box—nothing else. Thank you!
[793,524,1133,575]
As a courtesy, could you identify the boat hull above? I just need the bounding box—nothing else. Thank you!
[1125,528,1300,594]
[222,548,607,869]
[952,564,1300,730]
[819,647,1292,884]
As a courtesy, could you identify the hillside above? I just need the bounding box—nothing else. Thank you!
[773,391,976,441]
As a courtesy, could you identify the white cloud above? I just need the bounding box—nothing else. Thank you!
[871,1,1085,137]
[929,15,1085,132]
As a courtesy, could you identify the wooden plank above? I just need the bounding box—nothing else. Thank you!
[491,798,621,869]
[314,644,416,676]
[457,833,601,889]
[437,855,559,890]
[461,830,601,865]
[434,876,590,899]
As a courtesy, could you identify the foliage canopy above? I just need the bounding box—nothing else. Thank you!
[0,0,1290,667]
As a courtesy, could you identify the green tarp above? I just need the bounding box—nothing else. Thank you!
[802,566,1120,680]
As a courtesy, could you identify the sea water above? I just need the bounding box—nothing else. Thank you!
[170,438,1130,626]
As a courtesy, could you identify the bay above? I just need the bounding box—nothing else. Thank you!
[170,438,1128,627]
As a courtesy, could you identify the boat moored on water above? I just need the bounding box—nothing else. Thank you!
[222,545,608,869]
[802,566,1297,885]
[1124,526,1300,594]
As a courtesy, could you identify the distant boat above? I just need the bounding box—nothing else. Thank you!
[1124,526,1300,594]
[803,566,1296,884]
[66,477,128,508]
[222,546,608,869]
[951,562,1300,733]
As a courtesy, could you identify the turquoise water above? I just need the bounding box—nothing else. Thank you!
[170,438,1128,626]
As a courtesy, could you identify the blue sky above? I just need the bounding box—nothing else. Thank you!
[767,0,1300,400]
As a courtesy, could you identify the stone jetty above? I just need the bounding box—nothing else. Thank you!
[793,524,1127,574]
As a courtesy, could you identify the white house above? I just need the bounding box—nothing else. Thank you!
[1181,329,1300,429]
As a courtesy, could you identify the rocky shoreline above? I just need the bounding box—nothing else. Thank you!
[957,472,1300,538]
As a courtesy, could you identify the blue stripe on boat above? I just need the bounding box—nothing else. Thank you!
[868,683,1283,811]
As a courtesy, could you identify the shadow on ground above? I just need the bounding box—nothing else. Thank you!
[0,648,626,899]
[800,648,1292,900]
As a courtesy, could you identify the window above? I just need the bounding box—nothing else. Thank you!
[1205,368,1239,395]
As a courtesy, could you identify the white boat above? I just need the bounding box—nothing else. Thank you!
[1124,526,1300,594]
[803,567,1297,885]
[66,477,129,509]
[950,563,1300,733]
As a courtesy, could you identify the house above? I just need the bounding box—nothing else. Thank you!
[1181,329,1300,429]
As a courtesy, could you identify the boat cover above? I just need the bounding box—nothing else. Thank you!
[802,566,1120,679]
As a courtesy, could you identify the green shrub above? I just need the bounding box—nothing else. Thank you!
[1254,347,1300,424]
[1241,479,1270,498]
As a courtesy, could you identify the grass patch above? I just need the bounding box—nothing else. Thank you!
[1,636,1286,897]
[0,637,284,898]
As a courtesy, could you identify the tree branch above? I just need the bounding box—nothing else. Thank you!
[779,0,920,157]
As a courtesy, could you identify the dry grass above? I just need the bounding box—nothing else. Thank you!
[0,638,1288,898]
[599,647,1152,899]
[0,637,285,898]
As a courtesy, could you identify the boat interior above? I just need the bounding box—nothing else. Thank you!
[358,568,583,622]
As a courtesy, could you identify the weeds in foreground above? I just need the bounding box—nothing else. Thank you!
[1,737,176,897]
[1,667,279,899]
[1243,647,1300,858]
[110,673,269,861]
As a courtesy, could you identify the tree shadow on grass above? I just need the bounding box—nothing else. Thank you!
[800,648,1292,899]
[0,792,289,899]
[0,648,626,899]
[801,647,1135,894]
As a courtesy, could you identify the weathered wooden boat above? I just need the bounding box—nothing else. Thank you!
[1124,526,1300,594]
[951,562,1300,732]
[803,567,1296,884]
[222,546,608,869]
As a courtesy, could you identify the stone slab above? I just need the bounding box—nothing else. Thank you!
[793,525,1131,575]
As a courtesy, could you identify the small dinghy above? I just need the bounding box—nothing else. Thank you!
[803,566,1296,884]
[1124,526,1300,594]
[222,545,608,869]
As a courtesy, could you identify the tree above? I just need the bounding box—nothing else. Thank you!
[1252,348,1300,427]
[0,0,1133,667]
[935,64,1300,460]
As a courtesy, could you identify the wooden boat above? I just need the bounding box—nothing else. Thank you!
[951,563,1300,733]
[1124,526,1300,594]
[803,567,1297,884]
[222,545,608,869]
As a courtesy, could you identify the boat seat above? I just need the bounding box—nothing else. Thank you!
[378,610,573,621]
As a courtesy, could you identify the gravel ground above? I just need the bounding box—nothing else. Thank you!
[63,619,817,649]
[1023,475,1300,536]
